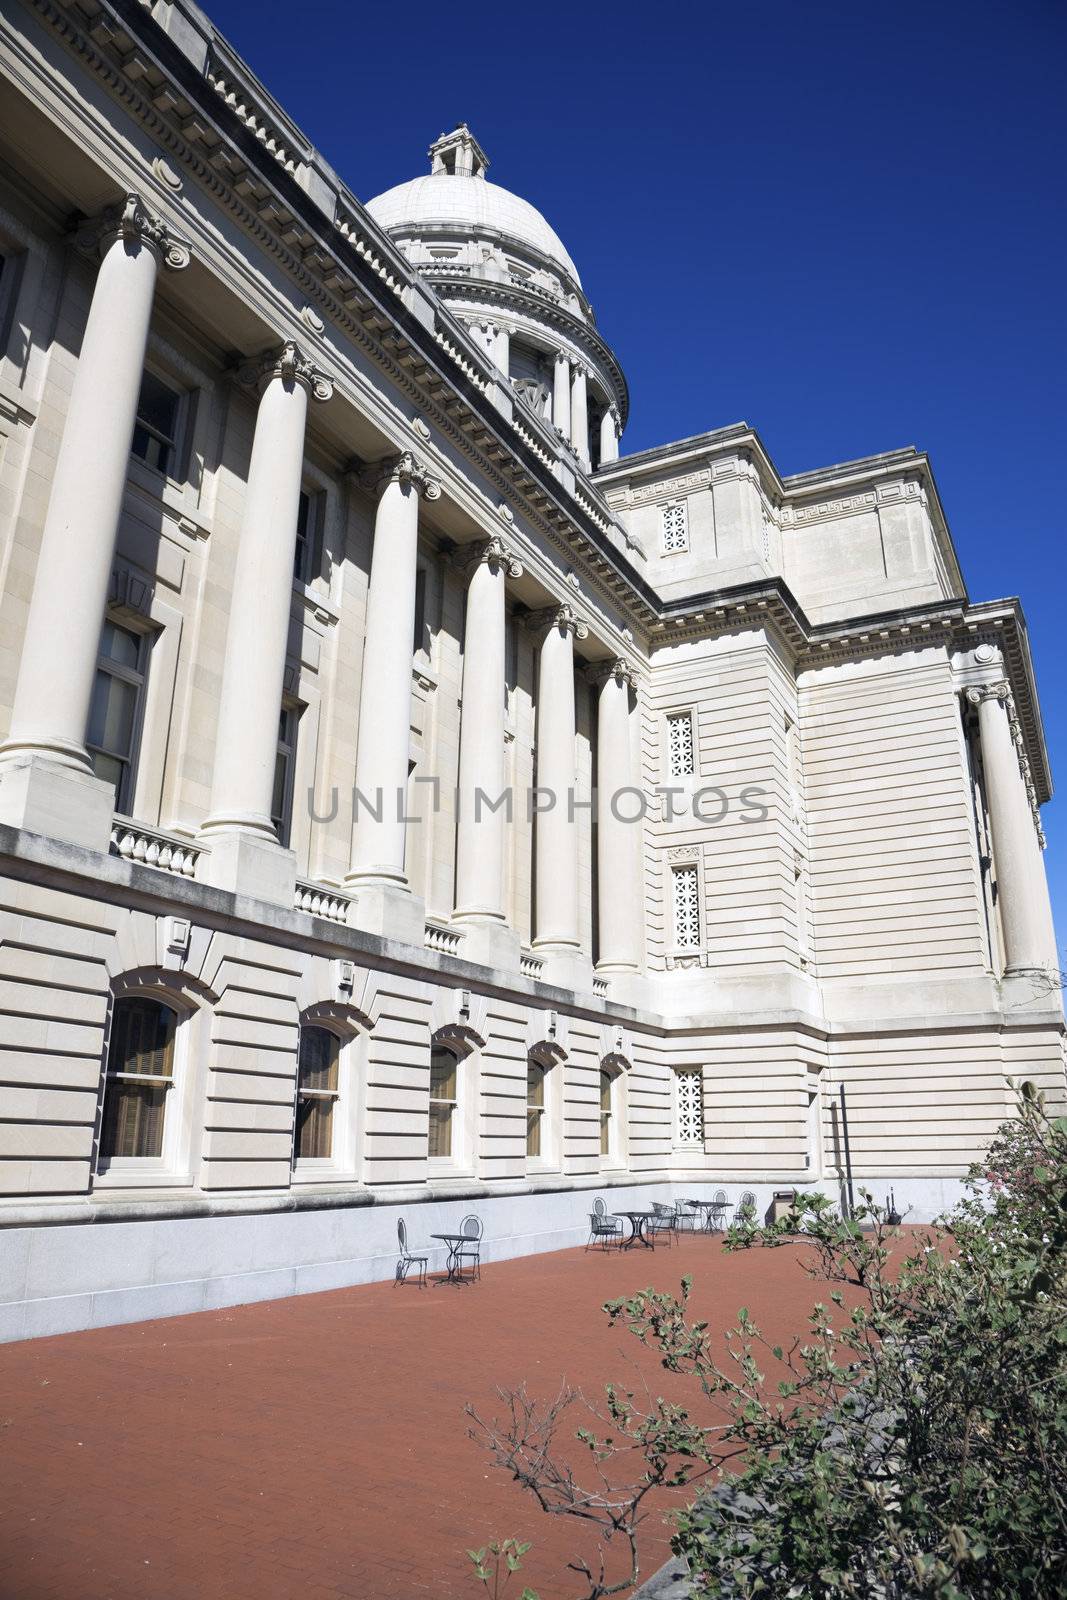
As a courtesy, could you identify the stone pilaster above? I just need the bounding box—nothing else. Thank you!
[0,194,190,851]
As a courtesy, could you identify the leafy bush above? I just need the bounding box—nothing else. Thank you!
[470,1084,1067,1599]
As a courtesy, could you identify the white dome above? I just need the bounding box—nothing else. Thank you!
[366,172,581,288]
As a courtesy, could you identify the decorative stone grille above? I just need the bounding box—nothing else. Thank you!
[672,862,701,949]
[667,711,695,778]
[662,500,688,553]
[674,1068,704,1146]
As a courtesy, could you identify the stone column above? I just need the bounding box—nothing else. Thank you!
[493,324,510,376]
[599,406,620,466]
[553,353,571,440]
[453,536,523,967]
[0,194,189,850]
[594,661,642,974]
[570,364,590,468]
[531,603,588,969]
[198,342,333,902]
[346,452,440,943]
[967,682,1058,976]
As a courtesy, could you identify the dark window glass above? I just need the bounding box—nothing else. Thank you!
[100,996,178,1160]
[131,370,180,476]
[295,1026,340,1160]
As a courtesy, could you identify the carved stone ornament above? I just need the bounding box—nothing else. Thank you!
[237,340,334,402]
[526,601,589,640]
[75,191,191,270]
[364,450,441,500]
[590,657,636,690]
[456,535,523,581]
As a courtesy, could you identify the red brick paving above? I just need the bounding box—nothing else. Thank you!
[0,1234,867,1600]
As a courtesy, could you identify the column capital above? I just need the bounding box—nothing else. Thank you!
[963,679,1011,708]
[526,600,589,641]
[589,657,636,690]
[965,679,1045,845]
[75,192,191,271]
[455,535,523,581]
[237,340,334,402]
[364,450,441,501]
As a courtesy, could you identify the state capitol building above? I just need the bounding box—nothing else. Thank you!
[0,0,1061,1338]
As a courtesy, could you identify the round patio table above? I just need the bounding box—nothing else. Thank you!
[683,1198,729,1233]
[615,1210,655,1249]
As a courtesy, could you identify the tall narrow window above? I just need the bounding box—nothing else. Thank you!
[293,490,324,585]
[784,715,803,822]
[99,996,177,1161]
[131,369,181,476]
[429,1046,458,1158]
[413,565,428,653]
[526,1060,546,1158]
[599,1068,613,1157]
[672,862,701,949]
[272,706,298,846]
[87,620,149,813]
[662,500,688,554]
[805,1077,823,1173]
[674,1067,704,1147]
[667,711,695,778]
[294,1026,340,1161]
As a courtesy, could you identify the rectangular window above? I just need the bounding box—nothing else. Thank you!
[272,705,298,846]
[131,369,181,477]
[526,1061,545,1158]
[428,1047,458,1159]
[667,710,695,778]
[806,1078,822,1173]
[674,1067,704,1147]
[100,996,177,1161]
[86,620,149,813]
[295,1026,340,1161]
[672,862,701,949]
[293,489,324,585]
[599,1069,613,1158]
[662,500,689,554]
[413,565,428,653]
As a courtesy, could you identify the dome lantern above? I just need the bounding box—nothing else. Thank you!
[428,124,489,180]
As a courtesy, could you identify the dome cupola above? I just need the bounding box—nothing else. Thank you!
[365,126,628,470]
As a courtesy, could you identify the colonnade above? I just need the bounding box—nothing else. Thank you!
[467,322,621,470]
[0,191,641,977]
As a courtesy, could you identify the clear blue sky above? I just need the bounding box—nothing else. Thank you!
[209,0,1066,957]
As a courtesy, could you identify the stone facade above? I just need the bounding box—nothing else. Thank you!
[0,0,1062,1341]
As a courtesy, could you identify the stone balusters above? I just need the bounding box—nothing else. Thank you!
[452,536,524,967]
[966,682,1058,977]
[593,660,642,975]
[345,452,440,943]
[0,194,190,850]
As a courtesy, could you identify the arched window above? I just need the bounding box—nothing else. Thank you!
[429,1045,459,1159]
[295,1026,341,1161]
[100,996,178,1160]
[526,1060,546,1158]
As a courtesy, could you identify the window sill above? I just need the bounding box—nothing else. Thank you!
[94,1166,193,1191]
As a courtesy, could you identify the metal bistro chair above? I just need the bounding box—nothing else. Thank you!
[671,1198,699,1233]
[395,1217,429,1287]
[734,1190,758,1226]
[708,1188,730,1232]
[455,1214,484,1281]
[587,1196,623,1251]
[649,1201,679,1246]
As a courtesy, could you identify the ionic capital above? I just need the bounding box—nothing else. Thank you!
[456,535,523,581]
[238,340,334,402]
[75,192,191,271]
[963,679,1010,709]
[363,450,442,501]
[526,600,589,641]
[589,657,636,690]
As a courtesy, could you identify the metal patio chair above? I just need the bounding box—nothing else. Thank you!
[671,1198,699,1232]
[708,1188,730,1231]
[455,1213,484,1280]
[395,1216,429,1287]
[734,1190,758,1226]
[587,1196,623,1250]
[648,1201,678,1246]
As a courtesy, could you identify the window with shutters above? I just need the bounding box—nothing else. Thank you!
[662,500,689,553]
[674,1068,704,1147]
[672,862,701,949]
[667,710,695,778]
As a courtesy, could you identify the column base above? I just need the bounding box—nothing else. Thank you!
[532,944,593,992]
[0,752,114,852]
[195,830,296,908]
[346,881,426,949]
[1001,966,1064,1012]
[450,918,522,974]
